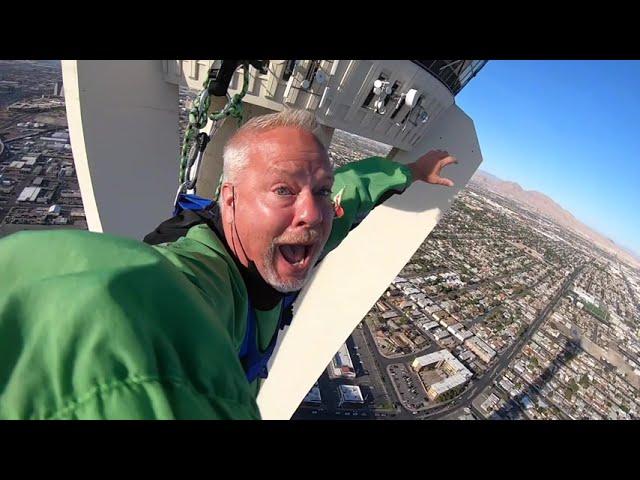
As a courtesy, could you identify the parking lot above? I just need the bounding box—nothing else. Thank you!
[388,363,428,411]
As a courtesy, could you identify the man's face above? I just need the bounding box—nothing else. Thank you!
[223,127,334,292]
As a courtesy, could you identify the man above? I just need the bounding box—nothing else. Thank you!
[0,109,456,419]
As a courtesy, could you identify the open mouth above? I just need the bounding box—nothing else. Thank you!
[278,243,314,268]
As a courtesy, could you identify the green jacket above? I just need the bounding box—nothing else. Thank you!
[0,157,412,419]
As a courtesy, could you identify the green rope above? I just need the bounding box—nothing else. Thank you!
[178,62,251,188]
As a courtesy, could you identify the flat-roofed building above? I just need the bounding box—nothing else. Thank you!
[303,386,322,405]
[328,342,356,379]
[21,155,40,166]
[337,385,364,407]
[454,329,474,343]
[17,186,41,202]
[412,349,473,401]
[465,336,497,363]
[426,373,469,401]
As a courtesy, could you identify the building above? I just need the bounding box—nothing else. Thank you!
[390,331,416,351]
[520,395,535,410]
[413,350,468,377]
[40,137,68,143]
[328,342,356,379]
[426,373,469,401]
[446,323,464,334]
[17,186,41,202]
[412,350,473,401]
[481,392,501,413]
[303,386,322,405]
[465,336,497,363]
[9,161,25,169]
[53,81,65,97]
[571,287,598,306]
[453,328,474,343]
[458,350,476,363]
[432,328,450,341]
[22,155,41,165]
[337,384,364,408]
[421,320,440,331]
[48,204,61,215]
[60,167,75,177]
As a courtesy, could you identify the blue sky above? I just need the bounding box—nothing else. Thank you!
[456,60,640,256]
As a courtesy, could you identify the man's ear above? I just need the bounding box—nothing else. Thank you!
[220,183,235,223]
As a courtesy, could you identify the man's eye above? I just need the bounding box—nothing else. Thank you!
[317,188,332,197]
[275,187,293,196]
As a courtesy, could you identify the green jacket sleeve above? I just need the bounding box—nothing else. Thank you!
[323,156,413,255]
[0,230,260,420]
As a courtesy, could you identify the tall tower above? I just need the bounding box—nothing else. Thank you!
[53,81,64,97]
[61,60,486,419]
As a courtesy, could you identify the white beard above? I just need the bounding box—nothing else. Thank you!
[261,242,321,293]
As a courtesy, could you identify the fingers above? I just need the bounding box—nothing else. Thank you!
[428,174,455,187]
[437,177,455,187]
[425,150,458,164]
[440,155,458,167]
[435,156,458,178]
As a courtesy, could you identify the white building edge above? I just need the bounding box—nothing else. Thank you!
[61,60,486,419]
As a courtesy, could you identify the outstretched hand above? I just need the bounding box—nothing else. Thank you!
[407,149,457,187]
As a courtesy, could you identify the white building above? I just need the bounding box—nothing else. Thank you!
[433,329,450,341]
[465,336,497,363]
[427,373,469,401]
[421,321,440,331]
[458,350,476,363]
[571,287,598,306]
[9,161,25,169]
[328,342,356,379]
[337,385,364,407]
[48,204,61,215]
[17,186,41,202]
[453,329,474,343]
[412,350,472,378]
[412,350,473,401]
[22,156,40,166]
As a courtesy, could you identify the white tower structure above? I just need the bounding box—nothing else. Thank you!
[62,59,486,419]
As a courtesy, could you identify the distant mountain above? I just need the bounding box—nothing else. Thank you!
[471,169,640,269]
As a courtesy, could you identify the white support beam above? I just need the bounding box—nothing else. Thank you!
[257,103,483,420]
[62,60,179,240]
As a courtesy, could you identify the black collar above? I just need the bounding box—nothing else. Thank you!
[202,204,284,311]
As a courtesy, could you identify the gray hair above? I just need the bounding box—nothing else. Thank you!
[221,108,325,183]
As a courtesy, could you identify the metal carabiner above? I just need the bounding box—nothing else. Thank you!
[184,131,210,191]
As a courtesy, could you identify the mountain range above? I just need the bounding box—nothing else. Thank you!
[470,170,640,269]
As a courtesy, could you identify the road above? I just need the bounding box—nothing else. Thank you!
[420,263,585,419]
[295,263,585,420]
[3,127,66,143]
[356,263,584,420]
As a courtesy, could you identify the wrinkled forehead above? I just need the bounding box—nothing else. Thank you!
[244,127,332,181]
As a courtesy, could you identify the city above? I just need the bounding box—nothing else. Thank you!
[2,61,639,420]
[293,130,640,420]
[0,60,85,239]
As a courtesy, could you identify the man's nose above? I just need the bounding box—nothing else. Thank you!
[294,190,324,228]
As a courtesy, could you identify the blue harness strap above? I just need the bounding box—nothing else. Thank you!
[239,293,297,384]
[174,193,215,216]
[176,193,297,383]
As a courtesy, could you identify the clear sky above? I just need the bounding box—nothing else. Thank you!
[456,60,640,256]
